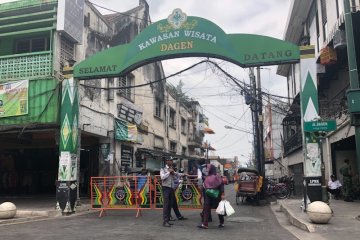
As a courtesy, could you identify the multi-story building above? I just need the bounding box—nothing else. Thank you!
[0,0,207,199]
[278,0,360,195]
[263,101,287,179]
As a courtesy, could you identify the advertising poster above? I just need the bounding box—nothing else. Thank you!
[0,80,28,118]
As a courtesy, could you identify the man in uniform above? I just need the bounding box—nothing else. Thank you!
[160,157,175,227]
[339,159,353,202]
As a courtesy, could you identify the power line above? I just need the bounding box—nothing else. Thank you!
[89,1,152,23]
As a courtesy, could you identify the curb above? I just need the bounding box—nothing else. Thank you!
[279,201,315,233]
[0,205,92,225]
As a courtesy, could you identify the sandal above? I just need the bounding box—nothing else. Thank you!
[197,224,208,229]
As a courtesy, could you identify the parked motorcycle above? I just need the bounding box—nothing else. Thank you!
[265,177,290,199]
[279,175,295,197]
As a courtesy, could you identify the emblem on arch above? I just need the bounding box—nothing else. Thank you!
[167,8,187,29]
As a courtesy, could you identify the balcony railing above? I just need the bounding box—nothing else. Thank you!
[0,51,52,81]
[188,135,203,147]
[284,131,302,156]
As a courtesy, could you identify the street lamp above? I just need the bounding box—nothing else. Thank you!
[224,125,252,134]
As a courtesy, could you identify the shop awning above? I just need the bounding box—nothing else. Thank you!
[136,148,200,160]
[203,127,215,134]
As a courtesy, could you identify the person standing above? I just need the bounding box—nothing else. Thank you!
[198,164,225,229]
[198,159,213,222]
[339,159,353,202]
[169,162,187,221]
[160,157,175,227]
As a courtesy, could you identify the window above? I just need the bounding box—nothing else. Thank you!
[316,9,320,52]
[60,36,75,67]
[118,74,134,101]
[321,0,327,41]
[181,118,187,134]
[15,37,50,54]
[154,98,163,118]
[154,136,164,149]
[182,146,187,155]
[169,141,177,153]
[169,108,176,128]
[107,78,114,101]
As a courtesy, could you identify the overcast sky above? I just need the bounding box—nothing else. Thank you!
[90,0,292,165]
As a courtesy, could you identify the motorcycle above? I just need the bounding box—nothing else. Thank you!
[265,177,290,199]
[279,175,295,197]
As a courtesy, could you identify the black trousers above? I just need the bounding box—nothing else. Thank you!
[327,187,341,198]
[162,186,173,222]
[171,189,181,218]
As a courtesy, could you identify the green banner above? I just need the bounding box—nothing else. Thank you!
[115,119,138,142]
[0,80,28,118]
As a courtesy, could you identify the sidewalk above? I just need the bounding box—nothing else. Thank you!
[276,197,360,240]
[0,196,92,224]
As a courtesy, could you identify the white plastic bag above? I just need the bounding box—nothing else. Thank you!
[216,200,226,215]
[224,200,235,216]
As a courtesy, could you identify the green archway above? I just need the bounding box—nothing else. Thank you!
[73,8,300,79]
[60,9,321,214]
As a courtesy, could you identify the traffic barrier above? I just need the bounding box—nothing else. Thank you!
[153,175,202,210]
[91,175,202,217]
[91,176,152,217]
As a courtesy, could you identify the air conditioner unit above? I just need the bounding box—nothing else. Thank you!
[333,29,347,49]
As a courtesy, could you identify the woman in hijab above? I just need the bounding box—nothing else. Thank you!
[198,164,225,229]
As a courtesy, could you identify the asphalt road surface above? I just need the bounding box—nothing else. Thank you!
[0,185,297,240]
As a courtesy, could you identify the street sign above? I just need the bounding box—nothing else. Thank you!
[304,120,336,132]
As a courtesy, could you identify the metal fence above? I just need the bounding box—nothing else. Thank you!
[91,175,202,217]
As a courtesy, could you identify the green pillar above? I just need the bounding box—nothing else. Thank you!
[343,0,360,177]
[56,65,80,214]
[300,45,323,206]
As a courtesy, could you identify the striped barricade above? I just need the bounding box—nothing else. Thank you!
[91,176,152,217]
[154,175,202,210]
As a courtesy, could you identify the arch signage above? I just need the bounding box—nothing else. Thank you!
[74,8,300,79]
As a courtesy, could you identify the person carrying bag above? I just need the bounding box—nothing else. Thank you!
[198,164,225,229]
[216,200,235,216]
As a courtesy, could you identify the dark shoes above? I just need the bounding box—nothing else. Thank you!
[344,198,354,202]
[178,216,188,220]
[163,222,172,227]
[169,217,176,221]
[218,224,224,228]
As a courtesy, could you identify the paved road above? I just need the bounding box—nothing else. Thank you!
[0,185,297,240]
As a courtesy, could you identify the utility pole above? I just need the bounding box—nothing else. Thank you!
[256,67,265,179]
[249,68,260,171]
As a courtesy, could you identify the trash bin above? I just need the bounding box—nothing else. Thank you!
[303,177,322,209]
[56,180,77,213]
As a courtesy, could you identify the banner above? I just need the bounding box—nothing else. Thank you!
[115,119,138,142]
[0,80,29,118]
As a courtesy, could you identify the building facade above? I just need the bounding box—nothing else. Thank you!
[278,0,360,195]
[0,0,208,199]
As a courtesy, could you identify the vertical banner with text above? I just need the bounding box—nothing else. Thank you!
[300,46,322,206]
[57,70,79,213]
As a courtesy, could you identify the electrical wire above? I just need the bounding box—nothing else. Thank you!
[89,1,152,23]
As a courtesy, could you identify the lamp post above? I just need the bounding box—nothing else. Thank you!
[224,125,252,134]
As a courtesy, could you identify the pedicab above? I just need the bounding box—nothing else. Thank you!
[234,167,262,205]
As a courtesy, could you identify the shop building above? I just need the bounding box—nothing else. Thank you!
[278,0,360,195]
